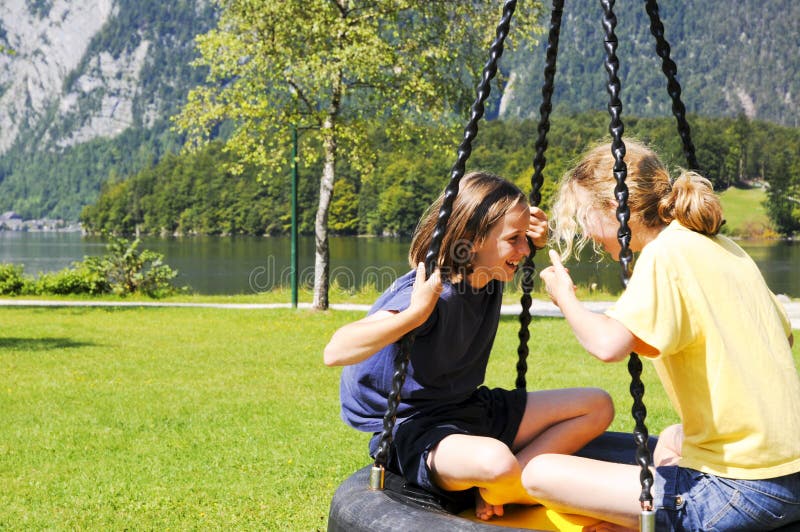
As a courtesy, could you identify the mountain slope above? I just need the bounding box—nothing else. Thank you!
[499,0,799,127]
[0,0,215,219]
[0,0,796,221]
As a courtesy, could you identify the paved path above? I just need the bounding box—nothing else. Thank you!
[1,298,798,329]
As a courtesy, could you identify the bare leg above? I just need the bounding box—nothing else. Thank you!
[512,387,615,465]
[522,454,644,529]
[585,522,637,532]
[427,434,536,520]
[427,387,614,520]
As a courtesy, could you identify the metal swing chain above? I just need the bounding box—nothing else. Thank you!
[644,0,700,171]
[516,0,565,390]
[600,1,656,529]
[370,0,518,490]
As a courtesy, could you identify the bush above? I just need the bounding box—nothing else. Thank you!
[35,262,110,295]
[1,236,180,298]
[93,235,179,298]
[0,263,32,295]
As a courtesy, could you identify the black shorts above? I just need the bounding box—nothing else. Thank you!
[369,386,528,503]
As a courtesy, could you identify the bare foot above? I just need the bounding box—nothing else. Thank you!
[474,490,504,521]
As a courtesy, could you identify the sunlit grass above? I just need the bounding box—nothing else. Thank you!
[719,185,775,238]
[0,306,367,530]
[1,306,797,529]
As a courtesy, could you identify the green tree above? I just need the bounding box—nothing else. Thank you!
[765,146,800,235]
[175,0,542,309]
[329,180,359,235]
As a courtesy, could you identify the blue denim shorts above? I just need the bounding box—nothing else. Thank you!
[654,465,800,531]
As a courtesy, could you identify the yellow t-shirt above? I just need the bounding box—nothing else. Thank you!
[606,221,800,480]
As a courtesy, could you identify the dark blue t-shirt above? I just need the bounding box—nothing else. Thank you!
[339,269,504,433]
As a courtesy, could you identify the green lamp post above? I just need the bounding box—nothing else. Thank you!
[291,125,299,308]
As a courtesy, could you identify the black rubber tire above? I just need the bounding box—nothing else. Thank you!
[327,431,656,531]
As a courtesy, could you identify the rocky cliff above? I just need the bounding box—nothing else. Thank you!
[0,0,214,219]
[0,0,183,154]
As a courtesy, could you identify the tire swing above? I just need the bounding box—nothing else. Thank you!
[328,0,693,530]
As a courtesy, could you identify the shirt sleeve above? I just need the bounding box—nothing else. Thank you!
[379,280,413,313]
[374,272,442,337]
[605,245,696,357]
[769,291,792,338]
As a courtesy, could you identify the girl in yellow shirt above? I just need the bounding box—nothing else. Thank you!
[527,141,800,531]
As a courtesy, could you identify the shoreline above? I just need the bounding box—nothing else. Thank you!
[1,226,796,242]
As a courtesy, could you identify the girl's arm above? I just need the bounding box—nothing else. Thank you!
[323,263,442,367]
[539,250,658,362]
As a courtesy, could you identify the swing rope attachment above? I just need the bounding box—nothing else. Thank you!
[517,0,564,391]
[600,0,655,517]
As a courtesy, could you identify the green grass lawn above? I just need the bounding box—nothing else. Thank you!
[1,306,797,529]
[718,185,774,237]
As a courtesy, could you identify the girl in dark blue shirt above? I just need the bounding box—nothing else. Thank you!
[324,172,614,521]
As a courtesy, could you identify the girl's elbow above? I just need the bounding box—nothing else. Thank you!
[589,341,630,363]
[587,327,643,362]
[594,350,623,363]
[323,344,344,366]
[604,350,631,363]
[595,346,644,363]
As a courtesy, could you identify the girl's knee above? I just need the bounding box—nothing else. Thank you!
[521,454,560,496]
[654,423,683,466]
[591,387,614,409]
[474,441,520,483]
[583,388,615,430]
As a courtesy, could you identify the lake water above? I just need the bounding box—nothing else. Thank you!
[1,231,798,297]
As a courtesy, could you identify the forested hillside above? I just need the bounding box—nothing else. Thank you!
[499,0,799,126]
[81,112,800,238]
[1,1,798,222]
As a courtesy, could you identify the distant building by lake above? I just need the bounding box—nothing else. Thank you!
[0,212,82,233]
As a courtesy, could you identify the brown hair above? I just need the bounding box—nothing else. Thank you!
[552,140,724,259]
[409,171,526,281]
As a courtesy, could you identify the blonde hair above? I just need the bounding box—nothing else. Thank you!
[410,172,526,281]
[552,140,724,259]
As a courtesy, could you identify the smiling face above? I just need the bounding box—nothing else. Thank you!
[467,201,531,288]
[409,172,528,283]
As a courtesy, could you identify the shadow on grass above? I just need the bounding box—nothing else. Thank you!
[0,337,97,351]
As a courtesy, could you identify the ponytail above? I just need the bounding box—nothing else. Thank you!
[658,171,724,236]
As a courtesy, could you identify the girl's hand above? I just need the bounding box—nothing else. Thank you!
[528,206,549,250]
[539,249,576,307]
[409,262,443,324]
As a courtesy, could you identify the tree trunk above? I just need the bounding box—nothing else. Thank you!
[311,9,343,309]
[313,62,343,310]
[313,117,336,310]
